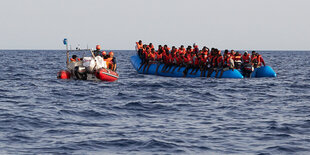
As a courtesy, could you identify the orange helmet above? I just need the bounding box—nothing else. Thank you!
[96,45,101,50]
[109,51,114,56]
[102,51,106,55]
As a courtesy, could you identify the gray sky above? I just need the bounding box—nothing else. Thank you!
[0,0,309,50]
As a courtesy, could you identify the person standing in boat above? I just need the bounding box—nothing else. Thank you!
[93,45,101,57]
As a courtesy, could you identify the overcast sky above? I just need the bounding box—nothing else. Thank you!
[0,0,309,50]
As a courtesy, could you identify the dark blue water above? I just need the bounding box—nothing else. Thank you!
[0,50,309,154]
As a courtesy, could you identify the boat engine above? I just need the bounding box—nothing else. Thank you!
[74,66,87,80]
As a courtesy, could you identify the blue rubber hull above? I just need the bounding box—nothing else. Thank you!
[131,55,244,78]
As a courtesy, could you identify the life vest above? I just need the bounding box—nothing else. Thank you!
[257,55,262,66]
[217,55,223,67]
[70,58,80,62]
[234,54,242,63]
[223,57,231,67]
[148,53,155,61]
[242,55,251,63]
[136,42,143,50]
[212,56,218,67]
[105,57,113,69]
[156,52,162,61]
[178,48,186,54]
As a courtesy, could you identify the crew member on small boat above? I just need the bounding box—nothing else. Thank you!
[94,45,101,56]
[105,51,117,71]
[70,55,80,62]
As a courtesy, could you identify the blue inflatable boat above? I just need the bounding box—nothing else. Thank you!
[131,55,276,78]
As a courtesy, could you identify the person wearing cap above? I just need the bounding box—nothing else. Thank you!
[93,45,101,57]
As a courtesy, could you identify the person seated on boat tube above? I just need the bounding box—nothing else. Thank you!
[214,50,224,78]
[183,52,195,76]
[251,51,256,60]
[241,51,254,77]
[233,51,242,69]
[139,47,150,71]
[251,52,265,68]
[207,49,220,77]
[145,48,156,73]
[93,45,101,57]
[219,50,235,78]
[105,51,117,71]
[70,55,80,62]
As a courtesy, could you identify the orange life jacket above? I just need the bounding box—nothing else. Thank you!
[234,54,242,63]
[242,55,251,63]
[136,42,143,50]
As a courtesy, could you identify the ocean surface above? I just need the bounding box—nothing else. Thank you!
[0,50,309,154]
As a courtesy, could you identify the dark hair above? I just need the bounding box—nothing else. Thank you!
[72,55,77,59]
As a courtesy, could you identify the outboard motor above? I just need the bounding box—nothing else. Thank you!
[74,66,87,80]
[242,63,254,78]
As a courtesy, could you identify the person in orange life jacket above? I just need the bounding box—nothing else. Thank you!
[191,52,203,75]
[214,50,225,78]
[101,51,108,59]
[252,52,265,68]
[219,51,235,78]
[138,47,150,71]
[93,45,101,57]
[177,53,186,72]
[251,51,256,60]
[171,52,181,73]
[199,51,210,77]
[142,47,151,72]
[183,52,195,77]
[155,46,164,74]
[206,48,218,77]
[207,48,221,77]
[193,44,199,55]
[164,46,177,73]
[136,40,143,57]
[242,51,254,77]
[230,50,235,59]
[161,49,170,72]
[149,43,154,50]
[70,55,80,62]
[190,53,200,75]
[233,51,242,69]
[145,48,156,73]
[178,45,186,55]
[105,51,117,71]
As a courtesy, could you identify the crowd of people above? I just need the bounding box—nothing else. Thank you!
[136,40,265,77]
[70,45,117,71]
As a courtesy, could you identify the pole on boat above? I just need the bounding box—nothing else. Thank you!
[63,38,69,66]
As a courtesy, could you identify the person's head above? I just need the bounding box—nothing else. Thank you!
[235,51,239,55]
[72,55,77,59]
[224,49,229,54]
[102,51,106,56]
[138,40,142,44]
[252,51,256,54]
[231,50,235,55]
[151,48,155,52]
[96,45,101,50]
[256,53,259,56]
[180,45,184,49]
[149,43,153,47]
[109,51,114,57]
[244,51,248,55]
